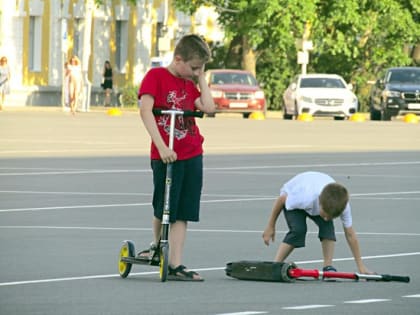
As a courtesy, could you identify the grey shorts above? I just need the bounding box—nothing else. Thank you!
[151,155,203,223]
[282,207,336,248]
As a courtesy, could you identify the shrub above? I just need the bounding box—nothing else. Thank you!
[118,85,139,108]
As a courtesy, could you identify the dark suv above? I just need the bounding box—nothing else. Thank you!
[370,67,420,121]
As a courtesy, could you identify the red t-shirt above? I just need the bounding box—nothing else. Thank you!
[138,67,204,160]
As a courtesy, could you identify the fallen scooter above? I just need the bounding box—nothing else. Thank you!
[226,260,410,283]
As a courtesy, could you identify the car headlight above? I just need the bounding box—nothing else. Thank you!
[254,91,265,99]
[211,90,224,98]
[299,95,313,103]
[382,90,401,98]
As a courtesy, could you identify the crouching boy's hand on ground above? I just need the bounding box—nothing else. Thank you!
[358,264,375,275]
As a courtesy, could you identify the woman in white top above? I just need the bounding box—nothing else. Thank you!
[68,55,83,115]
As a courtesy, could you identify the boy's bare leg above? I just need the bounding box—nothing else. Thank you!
[169,220,187,267]
[274,242,294,262]
[168,220,202,279]
[321,239,335,267]
[152,216,161,245]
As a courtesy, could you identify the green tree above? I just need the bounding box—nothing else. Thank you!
[311,0,420,109]
[174,0,419,111]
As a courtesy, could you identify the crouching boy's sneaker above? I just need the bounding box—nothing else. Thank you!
[322,265,337,281]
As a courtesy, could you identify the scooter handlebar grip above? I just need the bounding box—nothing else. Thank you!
[381,274,410,283]
[184,111,204,118]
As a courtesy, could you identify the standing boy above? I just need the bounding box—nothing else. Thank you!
[262,171,372,274]
[138,34,215,281]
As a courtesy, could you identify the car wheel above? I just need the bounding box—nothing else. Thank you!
[206,112,216,118]
[334,116,345,120]
[243,113,250,119]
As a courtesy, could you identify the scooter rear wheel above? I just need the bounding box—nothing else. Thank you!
[118,240,135,278]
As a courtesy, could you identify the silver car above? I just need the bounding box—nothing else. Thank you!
[282,74,358,120]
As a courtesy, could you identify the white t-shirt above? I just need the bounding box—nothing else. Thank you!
[280,171,352,228]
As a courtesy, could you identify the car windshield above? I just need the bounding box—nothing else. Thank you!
[211,72,257,86]
[387,70,420,84]
[300,78,346,88]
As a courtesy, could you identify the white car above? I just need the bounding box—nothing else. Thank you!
[282,74,358,120]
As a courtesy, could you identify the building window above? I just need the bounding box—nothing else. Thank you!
[29,16,42,71]
[115,20,128,72]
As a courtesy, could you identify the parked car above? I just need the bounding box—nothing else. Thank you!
[282,73,358,120]
[369,67,420,121]
[205,69,266,118]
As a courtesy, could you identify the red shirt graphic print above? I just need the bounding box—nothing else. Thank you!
[139,67,204,160]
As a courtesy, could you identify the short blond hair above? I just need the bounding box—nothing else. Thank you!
[174,34,211,62]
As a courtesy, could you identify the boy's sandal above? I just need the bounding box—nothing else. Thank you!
[168,265,204,282]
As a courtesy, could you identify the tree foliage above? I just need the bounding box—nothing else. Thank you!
[174,0,420,111]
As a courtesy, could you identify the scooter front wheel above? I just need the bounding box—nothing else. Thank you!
[159,243,169,282]
[118,240,135,278]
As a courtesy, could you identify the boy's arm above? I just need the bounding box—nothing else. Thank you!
[343,226,373,274]
[262,194,287,245]
[139,94,177,164]
[195,70,216,114]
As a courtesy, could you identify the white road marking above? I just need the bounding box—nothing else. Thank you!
[214,312,267,315]
[344,299,391,304]
[0,160,419,176]
[0,190,419,213]
[1,226,420,238]
[0,267,224,287]
[403,294,420,298]
[0,169,151,176]
[0,202,150,213]
[0,252,417,287]
[282,305,334,310]
[0,190,151,196]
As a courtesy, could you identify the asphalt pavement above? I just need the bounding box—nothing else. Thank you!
[1,108,419,315]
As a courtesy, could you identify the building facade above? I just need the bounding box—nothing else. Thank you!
[0,0,223,108]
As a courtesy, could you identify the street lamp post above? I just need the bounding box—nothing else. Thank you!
[296,22,313,75]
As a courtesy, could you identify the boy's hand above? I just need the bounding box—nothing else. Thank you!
[158,147,177,164]
[262,226,275,245]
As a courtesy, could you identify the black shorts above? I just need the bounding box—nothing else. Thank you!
[282,208,336,248]
[151,155,203,222]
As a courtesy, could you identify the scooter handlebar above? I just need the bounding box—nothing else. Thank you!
[152,109,204,118]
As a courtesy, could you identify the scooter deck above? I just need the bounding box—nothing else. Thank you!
[120,256,160,266]
[226,261,294,282]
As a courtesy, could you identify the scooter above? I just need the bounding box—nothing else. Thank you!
[118,108,204,282]
[226,260,410,283]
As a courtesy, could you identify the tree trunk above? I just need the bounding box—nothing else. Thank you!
[242,36,256,76]
[412,44,420,64]
[225,35,242,69]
